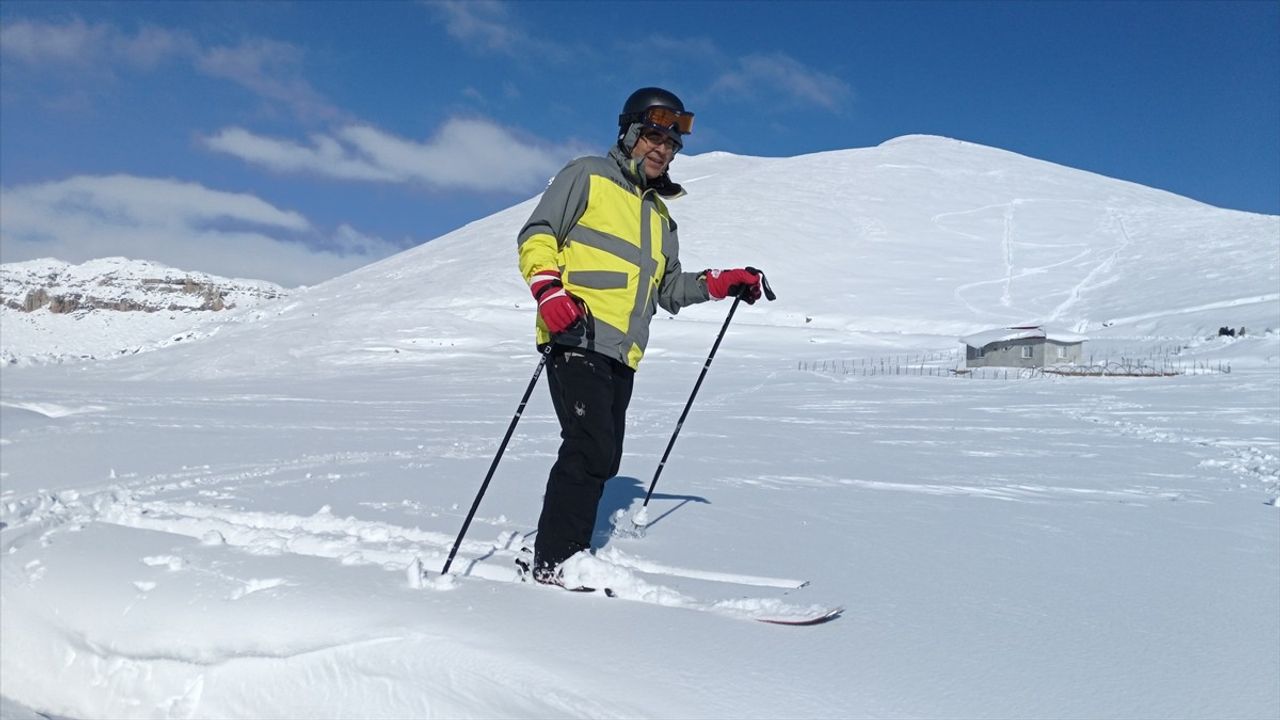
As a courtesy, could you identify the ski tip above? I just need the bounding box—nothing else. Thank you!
[565,585,617,596]
[755,606,844,626]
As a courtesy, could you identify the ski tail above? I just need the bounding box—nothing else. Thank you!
[754,607,844,626]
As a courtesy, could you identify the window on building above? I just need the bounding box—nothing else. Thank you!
[1021,345,1034,359]
[1056,345,1066,359]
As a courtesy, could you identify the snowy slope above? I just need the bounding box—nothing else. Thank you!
[1,136,1277,719]
[1,257,286,366]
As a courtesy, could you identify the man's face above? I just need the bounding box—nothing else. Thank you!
[631,128,679,180]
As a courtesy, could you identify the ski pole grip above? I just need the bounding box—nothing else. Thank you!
[745,266,777,302]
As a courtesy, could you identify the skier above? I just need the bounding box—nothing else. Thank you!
[516,87,764,585]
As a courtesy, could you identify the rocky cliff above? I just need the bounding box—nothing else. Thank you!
[1,257,288,365]
[2,257,284,315]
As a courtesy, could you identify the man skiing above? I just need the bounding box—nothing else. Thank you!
[516,87,764,585]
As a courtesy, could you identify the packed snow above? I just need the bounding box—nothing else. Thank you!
[2,136,1277,718]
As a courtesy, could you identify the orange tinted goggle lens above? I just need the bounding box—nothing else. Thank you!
[644,106,694,134]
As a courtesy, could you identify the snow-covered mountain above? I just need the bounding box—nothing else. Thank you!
[0,257,286,365]
[39,134,1271,381]
[2,136,1277,719]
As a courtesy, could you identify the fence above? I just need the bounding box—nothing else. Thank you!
[797,351,1231,380]
[1045,359,1231,376]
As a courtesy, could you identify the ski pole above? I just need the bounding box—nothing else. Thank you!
[632,268,775,529]
[440,343,554,576]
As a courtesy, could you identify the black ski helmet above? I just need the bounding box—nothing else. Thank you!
[618,87,693,134]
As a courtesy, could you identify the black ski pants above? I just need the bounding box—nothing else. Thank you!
[535,346,634,570]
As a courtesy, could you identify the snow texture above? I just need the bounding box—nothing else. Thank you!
[2,136,1278,718]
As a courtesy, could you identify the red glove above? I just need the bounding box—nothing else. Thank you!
[529,270,582,334]
[703,268,763,304]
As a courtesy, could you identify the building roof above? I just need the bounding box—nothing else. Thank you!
[959,325,1087,347]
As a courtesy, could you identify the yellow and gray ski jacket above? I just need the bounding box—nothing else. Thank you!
[517,147,710,369]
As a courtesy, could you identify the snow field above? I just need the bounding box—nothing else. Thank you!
[2,344,1277,717]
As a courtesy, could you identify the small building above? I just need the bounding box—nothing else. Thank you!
[960,326,1087,368]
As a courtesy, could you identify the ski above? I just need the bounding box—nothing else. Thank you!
[754,606,844,626]
[592,545,809,589]
[518,576,842,625]
[529,580,841,625]
[427,553,842,627]
[549,584,601,594]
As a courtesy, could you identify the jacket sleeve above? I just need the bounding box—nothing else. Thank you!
[517,159,591,283]
[656,225,711,314]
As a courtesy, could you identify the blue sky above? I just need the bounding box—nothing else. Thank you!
[2,1,1277,286]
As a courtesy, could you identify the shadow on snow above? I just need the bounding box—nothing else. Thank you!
[591,475,709,550]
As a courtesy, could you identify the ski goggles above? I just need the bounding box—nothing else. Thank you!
[623,105,695,135]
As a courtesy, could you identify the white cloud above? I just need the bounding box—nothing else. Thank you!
[115,25,189,68]
[329,224,397,257]
[429,0,569,61]
[204,127,397,181]
[195,39,340,121]
[1,18,333,120]
[711,52,853,111]
[434,0,519,53]
[0,17,114,65]
[0,18,192,69]
[204,119,585,193]
[0,176,400,287]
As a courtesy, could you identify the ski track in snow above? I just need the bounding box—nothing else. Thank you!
[1044,208,1131,324]
[1102,292,1280,327]
[928,200,1248,333]
[723,474,1196,504]
[1062,400,1280,499]
[1,470,820,620]
[937,198,1115,323]
[0,400,108,418]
